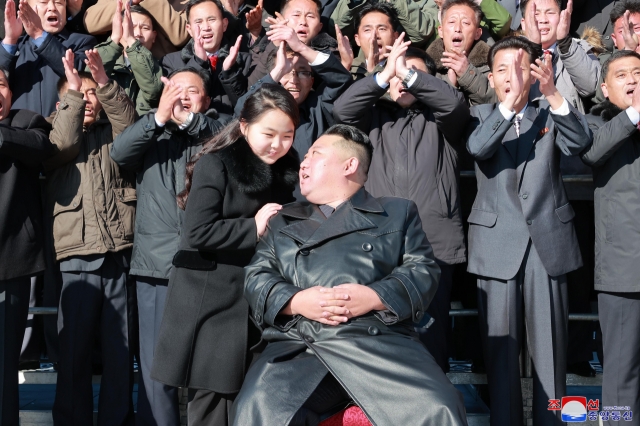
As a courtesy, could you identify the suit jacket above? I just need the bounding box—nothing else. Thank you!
[569,0,617,51]
[466,101,592,279]
[0,109,53,281]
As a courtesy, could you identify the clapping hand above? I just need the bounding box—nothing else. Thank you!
[531,51,564,109]
[522,2,541,45]
[245,0,263,41]
[269,41,293,82]
[18,0,43,40]
[556,0,572,40]
[84,49,109,87]
[62,49,81,92]
[335,24,354,71]
[377,33,410,85]
[222,35,242,71]
[501,48,524,112]
[3,0,23,46]
[621,10,640,52]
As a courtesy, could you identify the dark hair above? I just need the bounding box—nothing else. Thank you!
[323,124,373,175]
[56,71,94,95]
[177,84,300,209]
[406,47,436,75]
[355,3,400,33]
[520,0,561,18]
[129,5,156,30]
[440,0,483,25]
[280,0,322,15]
[167,67,211,94]
[0,65,10,81]
[186,0,225,21]
[610,0,640,27]
[488,36,540,71]
[602,49,640,81]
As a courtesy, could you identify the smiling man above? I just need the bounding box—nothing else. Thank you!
[110,67,230,426]
[232,124,468,426]
[0,0,95,116]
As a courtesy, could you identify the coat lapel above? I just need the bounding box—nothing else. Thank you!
[279,204,325,244]
[503,124,519,162]
[516,105,545,187]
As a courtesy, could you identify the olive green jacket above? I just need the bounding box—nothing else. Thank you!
[97,38,163,116]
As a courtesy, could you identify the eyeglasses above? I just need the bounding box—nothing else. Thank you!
[284,70,313,79]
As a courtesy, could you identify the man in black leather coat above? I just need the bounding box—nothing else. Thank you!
[231,125,468,426]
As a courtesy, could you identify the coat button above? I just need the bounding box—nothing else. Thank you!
[415,311,423,320]
[526,220,532,225]
[368,326,380,336]
[72,202,77,207]
[254,313,261,322]
[522,194,528,199]
[300,249,310,256]
[362,243,372,252]
[304,336,314,343]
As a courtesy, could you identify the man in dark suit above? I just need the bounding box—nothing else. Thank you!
[466,36,592,426]
[581,50,640,426]
[0,65,52,426]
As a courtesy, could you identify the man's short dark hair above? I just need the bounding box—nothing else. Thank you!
[610,0,640,27]
[186,0,225,21]
[488,36,540,71]
[520,0,561,18]
[324,124,373,175]
[602,49,640,81]
[129,5,156,30]
[280,0,322,15]
[440,0,483,26]
[167,67,211,92]
[406,47,436,75]
[57,72,94,95]
[355,3,401,33]
[0,65,10,81]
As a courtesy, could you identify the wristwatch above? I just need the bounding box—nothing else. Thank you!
[402,69,416,89]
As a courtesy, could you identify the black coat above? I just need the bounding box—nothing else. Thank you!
[582,100,640,292]
[0,109,53,280]
[150,139,298,392]
[232,189,467,425]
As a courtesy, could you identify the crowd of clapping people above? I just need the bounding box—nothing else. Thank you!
[1,0,640,424]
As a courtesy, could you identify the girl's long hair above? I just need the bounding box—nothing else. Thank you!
[177,84,300,210]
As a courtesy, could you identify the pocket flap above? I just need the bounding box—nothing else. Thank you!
[555,203,575,223]
[467,209,498,228]
[53,194,82,215]
[114,187,137,203]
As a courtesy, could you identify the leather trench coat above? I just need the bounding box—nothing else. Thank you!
[232,189,468,426]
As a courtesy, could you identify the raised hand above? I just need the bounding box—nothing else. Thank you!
[192,24,208,62]
[335,24,353,71]
[245,0,263,41]
[62,49,81,92]
[84,48,109,87]
[222,35,242,71]
[4,0,23,45]
[269,41,293,82]
[266,20,305,51]
[441,50,470,78]
[111,0,124,46]
[18,0,44,40]
[120,1,137,49]
[556,0,572,40]
[502,48,524,111]
[632,83,640,113]
[621,10,640,52]
[531,51,563,108]
[365,32,380,73]
[255,203,282,237]
[156,77,182,125]
[378,32,410,84]
[522,2,541,45]
[265,11,286,27]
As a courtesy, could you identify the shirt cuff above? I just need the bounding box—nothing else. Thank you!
[406,71,419,88]
[1,43,17,55]
[374,73,390,89]
[154,115,166,127]
[31,31,49,48]
[550,98,570,116]
[498,103,515,120]
[309,52,329,66]
[626,106,640,125]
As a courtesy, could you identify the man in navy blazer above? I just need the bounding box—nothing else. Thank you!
[466,36,592,426]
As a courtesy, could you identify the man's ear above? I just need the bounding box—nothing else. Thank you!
[488,72,495,89]
[203,95,211,112]
[56,101,60,110]
[437,24,443,39]
[355,32,361,47]
[343,157,360,178]
[149,30,157,46]
[222,17,228,33]
[601,82,609,99]
[186,23,193,38]
[475,27,482,41]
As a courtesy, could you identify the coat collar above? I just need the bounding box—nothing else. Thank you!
[426,38,490,72]
[279,188,384,248]
[502,102,543,164]
[590,99,623,122]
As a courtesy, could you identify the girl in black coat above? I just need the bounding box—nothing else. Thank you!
[150,84,300,426]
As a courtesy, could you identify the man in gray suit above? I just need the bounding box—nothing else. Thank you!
[581,50,640,426]
[466,36,592,426]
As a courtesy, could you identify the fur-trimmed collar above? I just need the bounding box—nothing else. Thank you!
[426,38,491,72]
[590,99,623,122]
[216,139,299,194]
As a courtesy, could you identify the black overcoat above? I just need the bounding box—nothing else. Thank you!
[231,189,468,425]
[150,139,298,393]
[0,109,52,281]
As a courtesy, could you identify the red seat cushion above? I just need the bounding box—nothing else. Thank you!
[319,406,372,426]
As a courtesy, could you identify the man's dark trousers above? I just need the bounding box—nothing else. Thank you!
[478,240,568,426]
[0,277,30,426]
[598,292,640,426]
[53,251,135,426]
[136,276,180,426]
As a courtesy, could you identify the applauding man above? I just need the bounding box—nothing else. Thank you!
[0,0,95,116]
[466,36,592,426]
